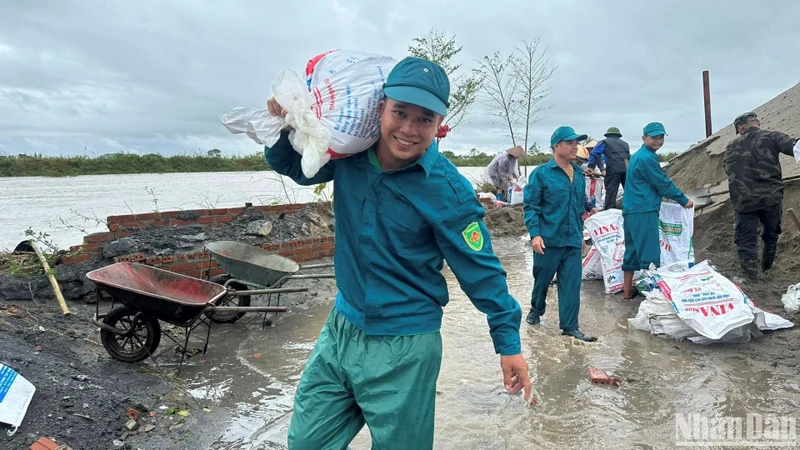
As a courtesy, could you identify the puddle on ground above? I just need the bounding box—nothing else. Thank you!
[179,238,800,449]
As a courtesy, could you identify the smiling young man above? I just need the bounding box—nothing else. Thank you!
[621,122,693,299]
[264,56,531,450]
[523,126,598,342]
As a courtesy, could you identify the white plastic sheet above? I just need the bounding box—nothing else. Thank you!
[781,282,800,314]
[220,50,397,178]
[0,363,35,436]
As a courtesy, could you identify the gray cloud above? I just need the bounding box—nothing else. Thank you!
[0,0,798,158]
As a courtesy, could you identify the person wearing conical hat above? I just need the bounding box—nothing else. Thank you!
[485,145,525,198]
[586,127,631,210]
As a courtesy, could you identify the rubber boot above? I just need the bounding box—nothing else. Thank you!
[741,259,759,283]
[761,245,777,273]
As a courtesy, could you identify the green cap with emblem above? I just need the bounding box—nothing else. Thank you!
[384,57,450,116]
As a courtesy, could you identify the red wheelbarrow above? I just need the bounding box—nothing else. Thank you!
[86,262,304,373]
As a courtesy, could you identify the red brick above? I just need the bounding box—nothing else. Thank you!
[159,211,183,219]
[69,245,82,252]
[177,254,187,261]
[116,256,134,263]
[108,213,136,224]
[321,248,334,257]
[29,436,59,450]
[204,208,227,216]
[295,247,311,255]
[114,230,131,238]
[227,207,245,215]
[133,254,146,262]
[287,204,304,210]
[154,219,171,228]
[146,256,162,265]
[168,263,198,274]
[134,212,160,221]
[279,249,295,257]
[198,216,216,225]
[322,243,335,250]
[108,223,120,232]
[125,408,141,421]
[82,242,101,252]
[214,215,234,224]
[170,219,196,226]
[304,251,321,261]
[119,221,142,229]
[84,232,115,244]
[264,243,280,251]
[161,255,175,264]
[283,240,299,248]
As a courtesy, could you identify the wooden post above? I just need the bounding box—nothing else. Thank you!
[29,241,71,316]
[702,70,712,137]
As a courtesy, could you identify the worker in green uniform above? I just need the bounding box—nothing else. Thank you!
[523,126,598,342]
[621,122,693,299]
[265,57,531,450]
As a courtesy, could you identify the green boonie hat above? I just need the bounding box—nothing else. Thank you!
[604,127,622,137]
[734,111,758,127]
[383,57,450,116]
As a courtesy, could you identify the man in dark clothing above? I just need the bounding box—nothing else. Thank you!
[724,111,799,282]
[587,126,631,210]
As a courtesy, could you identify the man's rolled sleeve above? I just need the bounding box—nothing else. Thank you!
[431,198,522,356]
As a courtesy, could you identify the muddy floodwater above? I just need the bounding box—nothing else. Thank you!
[176,238,800,449]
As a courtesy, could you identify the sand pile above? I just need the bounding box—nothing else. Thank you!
[665,82,800,313]
[483,204,527,237]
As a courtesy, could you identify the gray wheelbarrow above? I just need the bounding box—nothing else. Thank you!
[203,240,335,323]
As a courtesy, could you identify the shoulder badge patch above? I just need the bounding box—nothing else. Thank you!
[462,222,484,251]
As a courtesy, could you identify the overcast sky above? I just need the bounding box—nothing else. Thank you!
[1,0,798,158]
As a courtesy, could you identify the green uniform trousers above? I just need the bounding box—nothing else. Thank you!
[622,212,660,272]
[531,246,582,331]
[288,308,443,450]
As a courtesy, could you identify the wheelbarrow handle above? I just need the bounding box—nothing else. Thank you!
[203,305,289,313]
[227,286,309,296]
[299,262,334,270]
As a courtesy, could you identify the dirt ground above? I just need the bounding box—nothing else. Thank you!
[0,257,333,450]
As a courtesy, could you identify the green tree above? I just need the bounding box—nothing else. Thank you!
[207,148,222,157]
[409,29,483,133]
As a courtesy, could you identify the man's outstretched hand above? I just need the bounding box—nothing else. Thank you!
[501,354,532,403]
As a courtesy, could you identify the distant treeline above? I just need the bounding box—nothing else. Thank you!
[0,149,681,177]
[0,150,268,177]
[442,149,680,168]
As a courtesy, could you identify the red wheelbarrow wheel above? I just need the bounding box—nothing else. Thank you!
[100,306,161,362]
[207,274,252,324]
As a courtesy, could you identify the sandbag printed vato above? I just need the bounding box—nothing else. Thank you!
[658,202,694,265]
[585,209,626,293]
[648,261,755,340]
[220,50,398,178]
